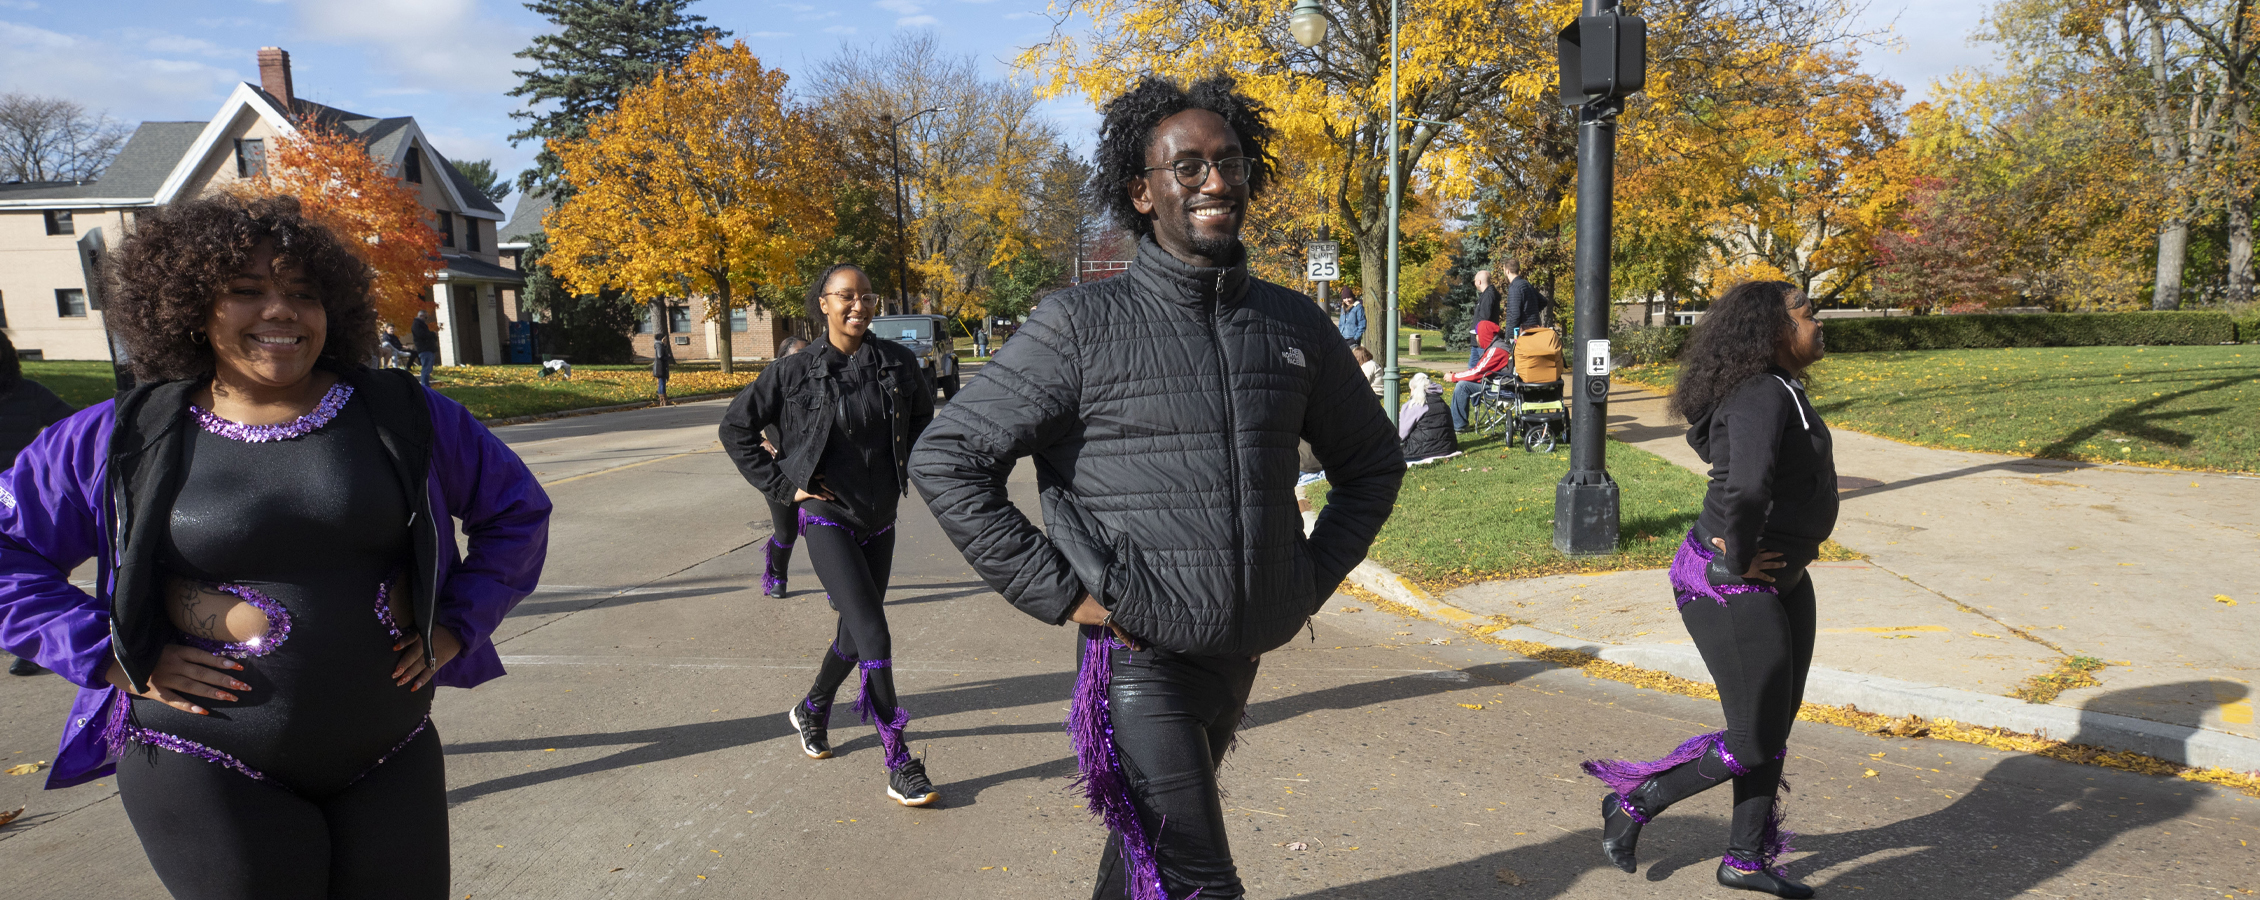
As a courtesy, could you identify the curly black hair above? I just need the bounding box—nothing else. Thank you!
[1093,74,1278,239]
[105,194,379,382]
[1668,281,1808,424]
[803,262,869,314]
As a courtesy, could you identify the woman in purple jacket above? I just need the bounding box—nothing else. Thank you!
[0,195,550,899]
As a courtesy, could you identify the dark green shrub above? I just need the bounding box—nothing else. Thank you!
[1820,311,2234,352]
[2234,311,2260,343]
[1614,324,1690,365]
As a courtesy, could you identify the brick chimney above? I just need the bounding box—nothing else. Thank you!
[257,47,294,108]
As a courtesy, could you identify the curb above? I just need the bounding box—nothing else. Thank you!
[1338,554,2260,775]
[481,391,739,427]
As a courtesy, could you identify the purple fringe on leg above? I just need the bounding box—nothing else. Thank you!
[1068,626,1200,900]
[1668,530,1780,610]
[1722,785,1798,876]
[1581,730,1723,823]
[852,659,914,770]
[762,537,790,595]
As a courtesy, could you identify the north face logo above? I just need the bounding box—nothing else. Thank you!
[1283,348,1308,368]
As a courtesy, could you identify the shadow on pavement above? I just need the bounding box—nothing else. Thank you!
[1276,682,2245,899]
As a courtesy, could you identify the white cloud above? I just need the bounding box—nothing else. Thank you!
[746,30,792,38]
[875,0,922,13]
[0,19,242,115]
[288,0,526,93]
[824,24,857,34]
[1849,0,1999,103]
[128,30,236,57]
[0,1,40,10]
[896,14,938,26]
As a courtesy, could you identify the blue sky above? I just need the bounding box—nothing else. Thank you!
[2,0,1993,225]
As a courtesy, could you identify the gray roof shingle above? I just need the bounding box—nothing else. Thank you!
[0,121,206,202]
[498,189,552,244]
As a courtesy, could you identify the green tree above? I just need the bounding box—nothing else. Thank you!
[507,0,725,197]
[449,159,512,204]
[519,233,638,362]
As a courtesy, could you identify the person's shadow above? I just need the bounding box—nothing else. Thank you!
[1275,681,2247,898]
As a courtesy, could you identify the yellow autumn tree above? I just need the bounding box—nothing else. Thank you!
[546,40,834,373]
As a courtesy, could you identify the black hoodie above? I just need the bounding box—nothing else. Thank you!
[1687,366,1838,582]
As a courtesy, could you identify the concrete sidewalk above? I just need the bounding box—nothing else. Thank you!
[1364,372,2259,771]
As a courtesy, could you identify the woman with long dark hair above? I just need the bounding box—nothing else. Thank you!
[1581,280,1833,897]
[0,195,551,898]
[720,264,938,805]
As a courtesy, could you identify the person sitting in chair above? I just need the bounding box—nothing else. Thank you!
[1445,321,1512,432]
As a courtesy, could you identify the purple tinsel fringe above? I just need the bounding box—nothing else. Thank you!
[175,583,293,658]
[762,537,790,595]
[190,382,353,443]
[1669,531,1779,610]
[1581,730,1730,823]
[1722,786,1798,876]
[850,660,913,770]
[1068,626,1200,900]
[797,509,895,545]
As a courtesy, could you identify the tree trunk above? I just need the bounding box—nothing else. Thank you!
[714,280,735,375]
[2153,217,2190,309]
[1355,226,1389,363]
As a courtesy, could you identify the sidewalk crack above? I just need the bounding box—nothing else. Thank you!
[1862,557,2068,656]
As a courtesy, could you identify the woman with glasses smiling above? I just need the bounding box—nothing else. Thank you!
[720,263,939,806]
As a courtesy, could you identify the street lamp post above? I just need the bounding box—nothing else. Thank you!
[881,106,945,316]
[1289,0,1406,418]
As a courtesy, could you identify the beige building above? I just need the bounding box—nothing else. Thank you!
[0,48,517,364]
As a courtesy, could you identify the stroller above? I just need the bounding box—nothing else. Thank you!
[1500,373,1568,452]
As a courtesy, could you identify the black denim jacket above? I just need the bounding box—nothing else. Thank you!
[720,337,934,508]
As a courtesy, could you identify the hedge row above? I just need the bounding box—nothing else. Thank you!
[1617,310,2249,362]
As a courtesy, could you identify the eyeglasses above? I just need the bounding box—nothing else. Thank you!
[823,291,882,307]
[1143,157,1257,188]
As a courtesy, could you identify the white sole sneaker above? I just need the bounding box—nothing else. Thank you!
[888,786,939,807]
[788,705,832,759]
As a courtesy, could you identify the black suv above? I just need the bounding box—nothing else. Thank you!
[869,314,960,397]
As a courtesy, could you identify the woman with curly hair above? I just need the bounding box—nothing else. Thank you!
[1580,280,1832,897]
[720,264,938,806]
[0,194,551,899]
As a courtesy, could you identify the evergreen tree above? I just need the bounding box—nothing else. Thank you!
[519,233,639,363]
[507,0,725,197]
[449,159,512,204]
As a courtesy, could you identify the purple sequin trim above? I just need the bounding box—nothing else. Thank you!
[830,642,851,663]
[1582,730,1729,810]
[762,537,790,595]
[1669,531,1780,610]
[175,583,293,658]
[374,578,406,644]
[1070,626,1200,900]
[797,509,895,545]
[190,382,354,443]
[350,716,431,784]
[119,725,272,783]
[849,661,913,770]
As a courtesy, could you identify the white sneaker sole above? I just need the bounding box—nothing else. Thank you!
[888,786,939,807]
[788,706,832,760]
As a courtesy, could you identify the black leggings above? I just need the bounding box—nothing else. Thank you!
[767,498,799,547]
[799,510,912,768]
[115,725,449,899]
[1093,647,1260,900]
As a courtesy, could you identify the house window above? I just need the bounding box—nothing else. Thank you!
[437,211,455,248]
[634,304,654,334]
[56,289,87,318]
[43,210,73,235]
[235,139,267,178]
[466,218,481,252]
[404,147,422,183]
[667,304,692,334]
[730,307,749,332]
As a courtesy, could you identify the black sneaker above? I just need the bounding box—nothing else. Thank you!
[888,758,939,807]
[789,701,832,759]
[8,657,44,677]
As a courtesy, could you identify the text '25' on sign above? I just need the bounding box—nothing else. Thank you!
[1305,241,1339,282]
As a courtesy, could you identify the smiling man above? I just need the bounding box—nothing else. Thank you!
[910,75,1404,900]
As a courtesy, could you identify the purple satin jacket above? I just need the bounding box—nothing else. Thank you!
[0,387,550,789]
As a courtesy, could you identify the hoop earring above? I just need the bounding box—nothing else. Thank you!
[190,331,208,344]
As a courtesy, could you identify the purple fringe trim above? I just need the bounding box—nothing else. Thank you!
[1669,531,1779,610]
[190,382,353,443]
[1582,730,1729,821]
[797,509,895,545]
[850,661,913,770]
[1069,626,1199,900]
[1722,788,1798,876]
[830,642,851,662]
[175,583,293,658]
[762,537,790,595]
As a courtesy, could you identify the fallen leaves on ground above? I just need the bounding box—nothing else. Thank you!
[0,806,22,827]
[1863,769,1880,778]
[1458,703,1486,710]
[1494,867,1528,885]
[1285,842,1309,851]
[5,761,47,776]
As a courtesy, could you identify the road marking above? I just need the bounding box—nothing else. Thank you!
[540,446,722,486]
[1822,625,1949,634]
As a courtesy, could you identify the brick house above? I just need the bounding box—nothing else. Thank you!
[0,48,518,364]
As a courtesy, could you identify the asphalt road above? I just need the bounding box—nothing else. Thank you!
[3,396,2255,899]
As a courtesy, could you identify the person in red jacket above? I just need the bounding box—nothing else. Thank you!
[1445,321,1510,432]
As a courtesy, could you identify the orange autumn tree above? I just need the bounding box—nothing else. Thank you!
[235,122,441,327]
[547,40,835,374]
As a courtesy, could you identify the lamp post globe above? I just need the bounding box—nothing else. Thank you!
[1288,0,1328,47]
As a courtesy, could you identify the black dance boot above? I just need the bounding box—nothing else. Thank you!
[1600,792,1642,873]
[1716,863,1814,898]
[1586,735,1742,873]
[1716,794,1811,897]
[761,536,793,597]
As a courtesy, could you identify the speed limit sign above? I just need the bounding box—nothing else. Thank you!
[1305,241,1339,281]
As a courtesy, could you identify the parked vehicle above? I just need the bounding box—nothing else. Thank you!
[869,314,960,398]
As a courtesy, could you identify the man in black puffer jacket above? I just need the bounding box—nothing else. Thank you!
[910,74,1403,900]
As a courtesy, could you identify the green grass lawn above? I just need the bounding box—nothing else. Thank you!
[1618,345,2259,473]
[1311,432,1709,587]
[22,360,762,422]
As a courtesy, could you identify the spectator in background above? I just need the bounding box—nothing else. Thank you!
[1352,344,1382,395]
[1445,322,1512,432]
[1502,258,1549,334]
[1337,286,1366,344]
[378,323,409,369]
[410,310,440,386]
[1469,269,1501,368]
[652,333,675,406]
[0,330,75,677]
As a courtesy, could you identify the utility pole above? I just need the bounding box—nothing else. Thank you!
[1553,0,1645,555]
[882,107,944,317]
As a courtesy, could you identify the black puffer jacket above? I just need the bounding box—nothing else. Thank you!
[909,239,1405,657]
